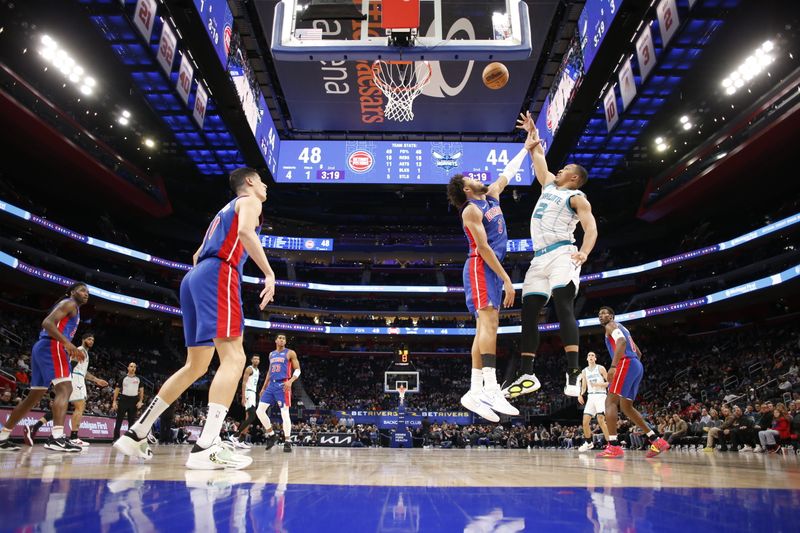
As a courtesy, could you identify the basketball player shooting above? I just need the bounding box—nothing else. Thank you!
[447,132,537,422]
[503,112,598,400]
[114,167,276,470]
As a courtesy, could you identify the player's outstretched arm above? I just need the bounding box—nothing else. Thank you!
[236,196,275,309]
[516,112,555,188]
[570,195,597,266]
[462,205,515,308]
[488,142,530,199]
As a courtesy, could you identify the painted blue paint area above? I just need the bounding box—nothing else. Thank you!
[0,477,797,532]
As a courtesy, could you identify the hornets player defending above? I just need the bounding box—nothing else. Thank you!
[446,132,537,422]
[503,112,598,400]
[227,354,261,449]
[0,283,89,452]
[256,335,301,452]
[596,306,670,458]
[114,167,276,470]
[577,351,610,452]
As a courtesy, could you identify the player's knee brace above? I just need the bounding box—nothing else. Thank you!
[256,403,271,430]
[552,284,579,346]
[521,294,548,353]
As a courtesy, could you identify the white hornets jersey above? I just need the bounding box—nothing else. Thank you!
[530,183,586,251]
[72,346,89,383]
[246,365,260,392]
[584,364,606,393]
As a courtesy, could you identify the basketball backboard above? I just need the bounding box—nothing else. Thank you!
[270,0,531,61]
[385,371,420,393]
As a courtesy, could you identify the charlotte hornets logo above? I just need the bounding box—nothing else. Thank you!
[431,143,463,172]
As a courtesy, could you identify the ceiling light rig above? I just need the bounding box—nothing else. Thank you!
[38,35,97,96]
[721,40,775,96]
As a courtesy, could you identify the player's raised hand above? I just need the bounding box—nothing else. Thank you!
[260,274,275,309]
[516,111,533,133]
[502,278,515,308]
[524,131,541,152]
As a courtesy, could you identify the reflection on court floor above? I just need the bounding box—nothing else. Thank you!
[1,446,798,531]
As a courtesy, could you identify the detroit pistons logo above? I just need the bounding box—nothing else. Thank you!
[348,150,374,173]
[224,25,232,56]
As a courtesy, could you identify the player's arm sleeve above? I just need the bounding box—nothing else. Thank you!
[488,147,528,198]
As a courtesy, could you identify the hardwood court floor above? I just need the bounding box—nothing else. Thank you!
[1,445,798,531]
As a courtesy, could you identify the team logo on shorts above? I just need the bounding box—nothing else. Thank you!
[348,150,374,173]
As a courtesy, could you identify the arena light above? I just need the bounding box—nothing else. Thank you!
[656,143,668,152]
[143,138,156,148]
[679,116,689,124]
[721,39,775,96]
[37,34,97,96]
[682,122,693,131]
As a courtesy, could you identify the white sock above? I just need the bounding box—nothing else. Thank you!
[52,426,64,439]
[482,366,498,389]
[0,428,10,441]
[196,403,227,449]
[470,369,482,393]
[256,403,273,435]
[131,396,170,439]
[280,407,291,438]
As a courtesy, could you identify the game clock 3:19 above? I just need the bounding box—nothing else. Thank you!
[317,169,344,180]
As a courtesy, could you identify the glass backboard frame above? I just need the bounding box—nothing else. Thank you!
[385,371,420,394]
[271,0,532,61]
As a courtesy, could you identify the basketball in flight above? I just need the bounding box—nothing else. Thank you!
[482,62,509,90]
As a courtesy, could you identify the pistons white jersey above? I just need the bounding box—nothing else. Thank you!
[245,366,260,392]
[530,183,586,251]
[583,364,606,393]
[72,347,89,383]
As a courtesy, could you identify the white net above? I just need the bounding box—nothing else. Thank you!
[372,60,432,122]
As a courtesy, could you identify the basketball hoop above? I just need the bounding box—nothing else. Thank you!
[397,384,407,403]
[372,60,432,122]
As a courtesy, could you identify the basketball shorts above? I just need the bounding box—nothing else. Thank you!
[244,390,257,409]
[69,376,87,402]
[463,255,503,315]
[522,244,581,300]
[180,257,244,347]
[30,338,71,389]
[260,382,291,408]
[583,393,607,417]
[609,357,643,401]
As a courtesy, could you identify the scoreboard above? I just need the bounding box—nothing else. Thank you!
[276,140,534,185]
[260,235,333,251]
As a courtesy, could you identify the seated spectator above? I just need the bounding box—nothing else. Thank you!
[0,389,17,407]
[705,406,735,451]
[758,406,792,453]
[667,414,688,446]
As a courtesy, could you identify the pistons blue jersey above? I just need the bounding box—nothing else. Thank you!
[38,299,80,341]
[605,323,640,359]
[462,196,507,262]
[268,348,292,381]
[196,196,262,273]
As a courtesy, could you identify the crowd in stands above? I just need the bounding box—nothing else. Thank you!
[1,289,798,453]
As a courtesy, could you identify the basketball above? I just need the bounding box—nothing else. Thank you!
[482,62,509,90]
